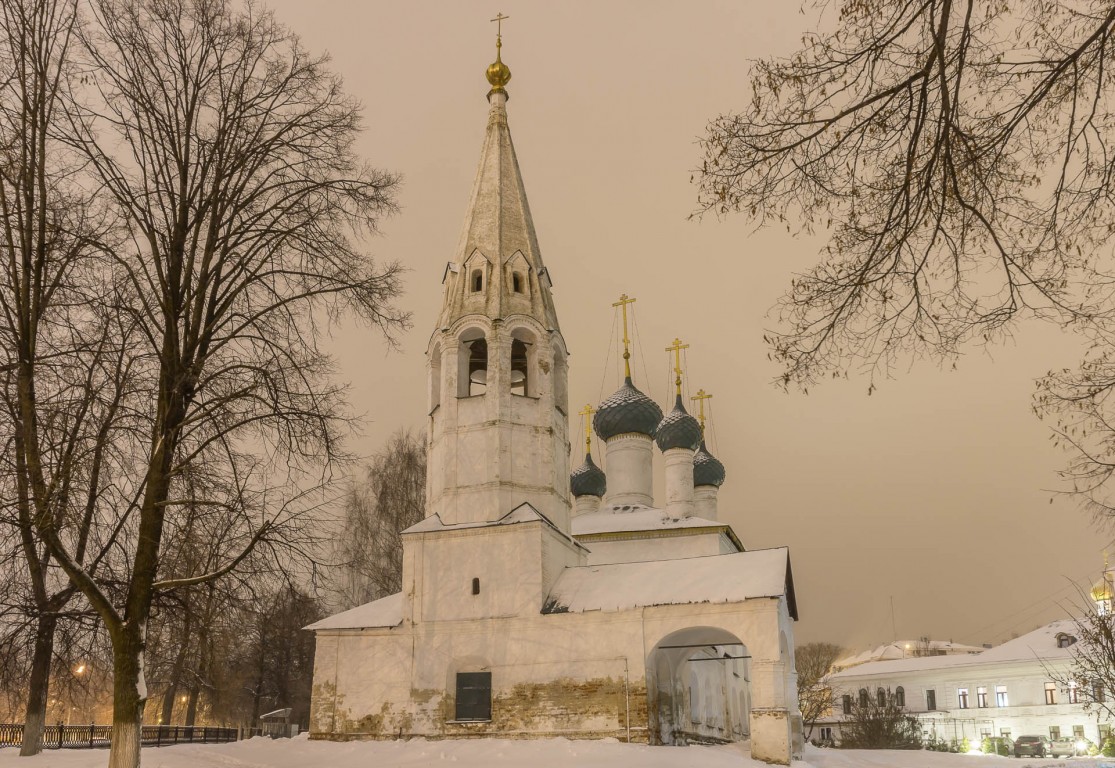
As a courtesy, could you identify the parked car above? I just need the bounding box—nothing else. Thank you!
[1049,738,1077,757]
[1014,735,1051,757]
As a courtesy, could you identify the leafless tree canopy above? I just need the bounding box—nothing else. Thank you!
[1048,589,1115,724]
[698,0,1115,389]
[335,428,426,608]
[795,641,842,738]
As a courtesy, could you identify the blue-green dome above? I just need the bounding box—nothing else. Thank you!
[693,440,726,487]
[655,395,703,452]
[594,377,663,440]
[570,453,606,498]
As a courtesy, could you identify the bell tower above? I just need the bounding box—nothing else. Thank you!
[425,28,571,531]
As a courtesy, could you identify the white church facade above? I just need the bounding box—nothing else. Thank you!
[307,37,802,765]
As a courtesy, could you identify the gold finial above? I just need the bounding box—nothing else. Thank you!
[691,389,713,434]
[612,294,637,379]
[486,13,512,93]
[579,404,596,454]
[665,337,690,396]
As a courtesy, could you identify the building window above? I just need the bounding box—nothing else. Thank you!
[876,688,886,707]
[925,689,936,711]
[842,695,852,715]
[1045,682,1057,705]
[957,688,969,709]
[471,269,483,292]
[858,688,868,708]
[1001,728,1011,739]
[455,672,491,721]
[977,686,988,708]
[512,272,524,293]
[1094,681,1106,704]
[1100,724,1112,743]
[895,686,905,708]
[1073,725,1085,740]
[1056,632,1077,648]
[995,685,1008,707]
[471,577,480,595]
[820,726,833,742]
[981,729,992,739]
[1068,682,1079,704]
[1050,726,1061,740]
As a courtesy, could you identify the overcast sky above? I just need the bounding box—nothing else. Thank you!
[261,0,1109,651]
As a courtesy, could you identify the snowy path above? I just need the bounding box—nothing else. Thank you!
[2,736,1113,768]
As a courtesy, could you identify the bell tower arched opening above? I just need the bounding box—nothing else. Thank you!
[457,329,489,397]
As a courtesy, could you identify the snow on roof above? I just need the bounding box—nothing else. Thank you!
[834,639,985,670]
[572,505,725,536]
[405,503,548,534]
[305,592,403,631]
[543,547,793,616]
[830,619,1081,679]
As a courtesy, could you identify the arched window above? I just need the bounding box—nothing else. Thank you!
[467,337,488,396]
[510,339,529,396]
[471,269,483,292]
[859,688,868,708]
[895,686,905,707]
[877,687,886,707]
[512,272,524,293]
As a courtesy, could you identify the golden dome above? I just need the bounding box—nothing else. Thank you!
[1092,579,1114,603]
[486,40,511,92]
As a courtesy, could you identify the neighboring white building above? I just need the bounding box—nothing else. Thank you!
[305,39,801,764]
[818,609,1113,747]
[833,640,985,672]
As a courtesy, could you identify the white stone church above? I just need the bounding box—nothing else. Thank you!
[307,39,802,765]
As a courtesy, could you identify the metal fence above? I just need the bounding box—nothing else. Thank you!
[0,723,239,749]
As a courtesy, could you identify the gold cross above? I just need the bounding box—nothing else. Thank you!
[665,337,689,395]
[691,389,713,433]
[578,404,596,454]
[491,12,510,39]
[611,294,637,378]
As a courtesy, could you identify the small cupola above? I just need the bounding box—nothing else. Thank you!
[693,441,726,488]
[655,395,703,452]
[571,454,607,498]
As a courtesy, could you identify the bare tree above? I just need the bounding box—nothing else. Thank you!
[1047,587,1115,724]
[696,0,1115,512]
[838,686,922,749]
[335,428,426,608]
[16,1,409,765]
[796,641,842,740]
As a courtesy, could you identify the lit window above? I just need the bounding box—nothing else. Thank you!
[1068,682,1079,704]
[1050,726,1061,740]
[925,689,936,711]
[1045,682,1057,705]
[957,688,969,709]
[995,685,1008,707]
[977,686,988,708]
[895,686,905,708]
[1073,725,1085,740]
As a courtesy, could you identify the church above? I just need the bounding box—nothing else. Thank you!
[307,31,802,765]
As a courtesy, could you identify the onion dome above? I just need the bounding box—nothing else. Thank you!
[693,440,726,487]
[570,453,607,498]
[1092,578,1114,604]
[594,377,664,440]
[655,395,703,452]
[486,38,511,95]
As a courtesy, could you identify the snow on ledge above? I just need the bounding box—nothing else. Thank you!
[306,592,403,631]
[572,505,724,536]
[543,548,790,614]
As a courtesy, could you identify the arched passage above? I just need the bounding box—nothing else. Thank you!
[646,626,750,746]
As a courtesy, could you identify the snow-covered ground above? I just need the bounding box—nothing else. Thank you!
[2,736,1114,768]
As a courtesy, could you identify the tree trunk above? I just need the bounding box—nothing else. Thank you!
[185,688,198,726]
[159,683,177,727]
[107,628,146,768]
[19,614,57,756]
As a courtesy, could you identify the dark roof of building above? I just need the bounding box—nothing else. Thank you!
[693,440,726,487]
[655,395,703,452]
[570,453,607,498]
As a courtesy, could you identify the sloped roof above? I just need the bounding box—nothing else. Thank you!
[543,547,796,618]
[830,619,1081,679]
[572,505,724,536]
[306,592,403,631]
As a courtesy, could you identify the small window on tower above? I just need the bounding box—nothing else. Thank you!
[471,578,480,595]
[512,272,523,293]
[471,269,483,292]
